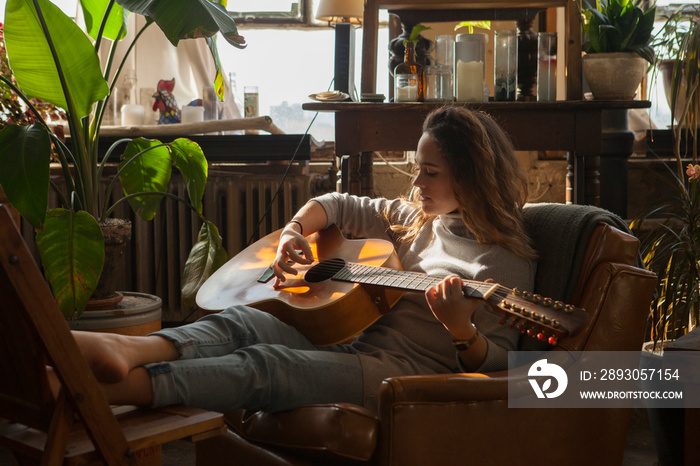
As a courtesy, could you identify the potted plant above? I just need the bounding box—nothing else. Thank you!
[0,0,245,320]
[632,13,700,458]
[579,0,656,99]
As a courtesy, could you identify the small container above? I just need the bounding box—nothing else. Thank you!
[537,32,558,101]
[202,85,219,121]
[494,30,518,102]
[455,33,487,102]
[425,65,454,102]
[181,105,204,124]
[244,86,259,134]
[120,104,145,126]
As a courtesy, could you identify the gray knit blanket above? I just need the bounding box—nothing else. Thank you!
[522,202,632,304]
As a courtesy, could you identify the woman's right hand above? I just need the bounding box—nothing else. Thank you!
[271,226,315,285]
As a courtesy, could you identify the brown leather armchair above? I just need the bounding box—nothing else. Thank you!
[195,203,658,466]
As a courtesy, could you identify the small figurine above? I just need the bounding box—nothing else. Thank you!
[152,78,181,124]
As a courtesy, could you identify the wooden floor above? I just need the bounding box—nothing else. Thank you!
[1,407,658,465]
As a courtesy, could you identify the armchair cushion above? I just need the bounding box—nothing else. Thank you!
[225,403,378,462]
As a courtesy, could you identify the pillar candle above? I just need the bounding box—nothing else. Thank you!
[456,60,484,102]
[120,104,145,126]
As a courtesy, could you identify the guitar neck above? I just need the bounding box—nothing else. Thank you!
[335,262,507,303]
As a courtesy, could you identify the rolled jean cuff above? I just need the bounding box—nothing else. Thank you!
[150,328,198,360]
[145,362,180,408]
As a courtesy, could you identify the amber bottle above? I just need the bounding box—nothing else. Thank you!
[394,41,424,102]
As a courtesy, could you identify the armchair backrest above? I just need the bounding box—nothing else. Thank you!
[522,203,656,353]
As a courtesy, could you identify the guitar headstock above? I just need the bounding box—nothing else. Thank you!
[488,287,587,346]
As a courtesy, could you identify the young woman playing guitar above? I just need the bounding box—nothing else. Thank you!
[73,106,537,413]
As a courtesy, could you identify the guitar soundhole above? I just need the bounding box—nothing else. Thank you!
[304,258,347,283]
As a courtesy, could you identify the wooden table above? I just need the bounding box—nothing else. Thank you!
[302,101,650,215]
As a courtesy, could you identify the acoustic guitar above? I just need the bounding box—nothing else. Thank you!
[196,225,587,346]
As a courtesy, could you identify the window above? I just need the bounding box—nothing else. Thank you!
[220,28,390,142]
[226,1,307,25]
[647,1,700,128]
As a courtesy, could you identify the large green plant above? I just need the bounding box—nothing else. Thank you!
[0,0,245,319]
[636,7,700,343]
[580,0,656,63]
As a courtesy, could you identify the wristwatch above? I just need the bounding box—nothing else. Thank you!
[452,328,480,351]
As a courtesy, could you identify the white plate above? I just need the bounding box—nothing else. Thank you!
[309,91,350,102]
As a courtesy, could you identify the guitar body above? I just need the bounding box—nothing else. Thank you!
[196,226,404,345]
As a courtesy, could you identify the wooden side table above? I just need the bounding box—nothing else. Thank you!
[303,101,650,216]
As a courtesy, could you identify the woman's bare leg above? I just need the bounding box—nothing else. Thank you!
[100,367,155,406]
[72,331,179,383]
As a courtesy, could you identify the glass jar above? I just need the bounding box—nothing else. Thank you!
[537,32,557,101]
[494,30,518,102]
[455,33,486,102]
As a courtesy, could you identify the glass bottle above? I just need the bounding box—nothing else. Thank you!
[494,30,517,102]
[394,41,424,102]
[537,32,557,101]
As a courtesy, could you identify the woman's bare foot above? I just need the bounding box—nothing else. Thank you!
[72,331,135,383]
[72,331,179,384]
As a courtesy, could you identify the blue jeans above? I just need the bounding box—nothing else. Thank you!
[146,305,364,413]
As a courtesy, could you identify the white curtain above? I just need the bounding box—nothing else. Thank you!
[106,14,241,124]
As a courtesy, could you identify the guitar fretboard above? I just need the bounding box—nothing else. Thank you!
[334,262,498,300]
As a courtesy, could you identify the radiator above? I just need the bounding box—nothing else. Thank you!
[25,170,316,323]
[131,171,315,322]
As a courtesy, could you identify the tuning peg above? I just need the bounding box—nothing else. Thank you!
[548,336,558,346]
[554,301,564,310]
[537,332,547,342]
[522,290,532,300]
[531,312,541,321]
[565,304,574,314]
[512,288,522,297]
[532,294,542,303]
[543,297,553,306]
[500,300,512,309]
[517,323,527,334]
[527,328,536,338]
[551,320,560,328]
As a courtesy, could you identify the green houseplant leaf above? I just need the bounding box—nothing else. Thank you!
[181,220,227,311]
[36,208,105,319]
[118,138,172,221]
[4,0,110,118]
[0,123,51,227]
[81,0,129,41]
[168,138,208,215]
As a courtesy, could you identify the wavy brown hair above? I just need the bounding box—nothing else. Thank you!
[390,106,536,260]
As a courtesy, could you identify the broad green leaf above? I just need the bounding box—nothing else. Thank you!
[118,138,171,221]
[168,139,208,215]
[116,0,246,48]
[0,124,51,227]
[4,0,109,117]
[36,209,104,319]
[181,220,227,310]
[80,0,129,41]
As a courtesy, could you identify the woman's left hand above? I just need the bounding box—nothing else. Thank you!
[425,276,483,338]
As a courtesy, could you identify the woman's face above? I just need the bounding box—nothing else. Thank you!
[413,133,460,216]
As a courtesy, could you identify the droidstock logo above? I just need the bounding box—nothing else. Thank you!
[528,359,568,399]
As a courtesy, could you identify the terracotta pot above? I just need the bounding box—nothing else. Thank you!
[88,218,132,306]
[583,52,648,100]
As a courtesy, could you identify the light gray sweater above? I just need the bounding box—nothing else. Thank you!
[314,193,536,407]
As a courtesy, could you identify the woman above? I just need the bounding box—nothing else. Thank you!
[74,106,536,413]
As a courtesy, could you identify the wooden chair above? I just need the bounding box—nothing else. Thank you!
[0,204,225,465]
